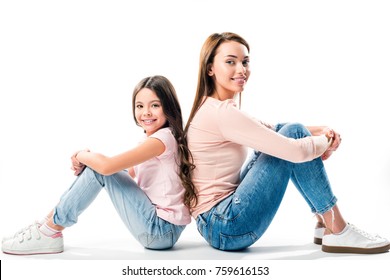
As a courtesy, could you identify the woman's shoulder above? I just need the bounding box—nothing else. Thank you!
[203,97,238,112]
[204,96,236,105]
[193,97,242,126]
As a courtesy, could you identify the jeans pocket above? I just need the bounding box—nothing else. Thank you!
[219,232,257,251]
[138,231,173,250]
[196,212,209,237]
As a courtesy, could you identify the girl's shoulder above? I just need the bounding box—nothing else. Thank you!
[149,127,174,140]
[149,127,176,154]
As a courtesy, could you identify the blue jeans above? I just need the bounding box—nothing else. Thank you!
[196,123,337,251]
[53,167,185,249]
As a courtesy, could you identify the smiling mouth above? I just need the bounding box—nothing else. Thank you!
[142,119,156,125]
[232,77,246,82]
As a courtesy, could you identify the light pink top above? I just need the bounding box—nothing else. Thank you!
[134,127,191,225]
[187,97,331,218]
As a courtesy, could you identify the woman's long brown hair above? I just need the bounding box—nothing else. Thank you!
[184,32,250,133]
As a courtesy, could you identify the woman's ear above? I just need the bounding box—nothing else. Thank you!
[207,64,213,76]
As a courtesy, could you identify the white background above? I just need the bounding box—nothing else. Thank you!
[1,0,390,279]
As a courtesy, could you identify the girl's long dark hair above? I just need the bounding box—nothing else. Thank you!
[132,75,197,210]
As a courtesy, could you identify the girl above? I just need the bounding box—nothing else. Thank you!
[184,32,389,254]
[2,75,196,255]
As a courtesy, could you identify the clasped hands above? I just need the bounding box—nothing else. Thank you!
[71,149,90,176]
[321,127,342,161]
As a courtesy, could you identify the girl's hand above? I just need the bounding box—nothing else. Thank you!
[71,149,90,176]
[128,167,136,178]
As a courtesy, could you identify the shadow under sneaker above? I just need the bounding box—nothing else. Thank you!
[322,223,390,254]
[2,222,64,255]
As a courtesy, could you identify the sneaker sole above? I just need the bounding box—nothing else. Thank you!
[2,247,64,255]
[314,237,322,245]
[322,244,390,254]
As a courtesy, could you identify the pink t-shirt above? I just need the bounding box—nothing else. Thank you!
[134,127,191,225]
[187,97,331,218]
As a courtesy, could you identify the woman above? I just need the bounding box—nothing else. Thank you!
[184,32,389,253]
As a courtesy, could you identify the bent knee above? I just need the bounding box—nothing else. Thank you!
[138,231,174,250]
[277,122,310,138]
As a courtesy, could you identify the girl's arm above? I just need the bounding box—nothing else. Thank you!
[75,137,165,176]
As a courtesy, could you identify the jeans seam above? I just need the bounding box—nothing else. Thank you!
[315,196,338,214]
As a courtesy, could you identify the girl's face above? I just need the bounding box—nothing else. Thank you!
[209,41,250,100]
[134,88,167,136]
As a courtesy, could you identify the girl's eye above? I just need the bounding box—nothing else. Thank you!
[136,105,143,109]
[226,60,235,65]
[151,103,161,108]
[242,60,250,67]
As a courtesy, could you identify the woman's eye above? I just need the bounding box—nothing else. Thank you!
[151,103,160,108]
[136,105,143,109]
[226,60,235,65]
[243,60,250,67]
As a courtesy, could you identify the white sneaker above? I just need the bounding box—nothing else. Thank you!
[322,223,390,254]
[2,221,41,244]
[2,222,64,255]
[314,226,325,245]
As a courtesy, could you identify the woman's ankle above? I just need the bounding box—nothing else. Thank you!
[319,205,347,235]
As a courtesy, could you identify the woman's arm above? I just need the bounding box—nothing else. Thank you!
[217,102,334,162]
[74,137,165,176]
[256,119,275,130]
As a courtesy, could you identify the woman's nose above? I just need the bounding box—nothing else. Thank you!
[238,63,246,73]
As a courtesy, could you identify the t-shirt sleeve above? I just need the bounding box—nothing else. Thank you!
[149,128,175,159]
[216,101,330,163]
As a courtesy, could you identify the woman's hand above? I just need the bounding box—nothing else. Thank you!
[321,127,342,161]
[71,149,90,176]
[307,126,342,161]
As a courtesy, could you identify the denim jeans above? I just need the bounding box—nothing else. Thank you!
[53,167,185,249]
[196,123,337,251]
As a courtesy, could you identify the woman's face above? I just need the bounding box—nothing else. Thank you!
[208,41,250,100]
[134,88,167,136]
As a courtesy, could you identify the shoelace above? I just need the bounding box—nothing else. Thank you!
[349,224,381,241]
[17,222,41,243]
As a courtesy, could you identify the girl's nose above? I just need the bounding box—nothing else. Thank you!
[143,108,151,116]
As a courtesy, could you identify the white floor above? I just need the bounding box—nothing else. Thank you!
[2,184,389,280]
[2,180,390,262]
[2,217,389,280]
[2,221,390,261]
